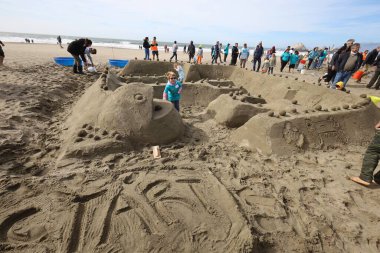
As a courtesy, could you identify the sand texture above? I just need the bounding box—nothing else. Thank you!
[1,44,380,253]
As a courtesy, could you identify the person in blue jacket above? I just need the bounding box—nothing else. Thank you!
[289,51,299,73]
[280,48,291,72]
[307,47,319,69]
[317,48,328,69]
[223,43,230,62]
[163,71,182,112]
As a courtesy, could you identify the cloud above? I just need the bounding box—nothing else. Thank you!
[0,0,379,46]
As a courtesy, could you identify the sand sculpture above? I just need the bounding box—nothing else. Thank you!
[117,60,380,155]
[59,69,184,159]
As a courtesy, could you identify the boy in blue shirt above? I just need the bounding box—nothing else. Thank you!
[289,51,300,73]
[163,71,182,112]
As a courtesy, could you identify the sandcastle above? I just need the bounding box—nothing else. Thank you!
[59,60,380,159]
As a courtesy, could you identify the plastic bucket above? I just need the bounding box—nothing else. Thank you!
[352,70,364,80]
[108,59,129,68]
[54,57,75,66]
[301,69,306,75]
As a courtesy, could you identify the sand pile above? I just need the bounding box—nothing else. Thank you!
[1,61,380,253]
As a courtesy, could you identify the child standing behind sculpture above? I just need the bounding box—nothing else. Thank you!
[163,71,182,112]
[261,57,270,73]
[173,63,185,82]
[268,53,276,74]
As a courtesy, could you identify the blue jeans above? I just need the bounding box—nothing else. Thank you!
[331,71,353,88]
[171,100,180,111]
[144,48,150,60]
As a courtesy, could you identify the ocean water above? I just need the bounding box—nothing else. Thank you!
[0,31,378,53]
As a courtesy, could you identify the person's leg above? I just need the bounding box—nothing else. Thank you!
[253,59,257,71]
[307,59,313,69]
[257,58,261,71]
[0,56,4,66]
[351,133,380,186]
[367,70,380,88]
[172,100,180,111]
[156,51,159,61]
[331,71,343,88]
[224,54,227,62]
[174,52,177,62]
[342,71,352,88]
[72,54,81,73]
[280,60,286,72]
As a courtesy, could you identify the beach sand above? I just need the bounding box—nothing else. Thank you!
[1,43,380,252]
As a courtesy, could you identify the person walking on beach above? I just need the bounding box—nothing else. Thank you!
[307,47,319,69]
[224,43,230,62]
[163,71,182,112]
[358,46,380,83]
[151,37,159,61]
[170,41,178,62]
[0,40,5,66]
[351,120,380,186]
[252,42,264,72]
[67,38,92,74]
[280,49,291,72]
[197,45,203,64]
[143,37,150,60]
[322,39,355,84]
[331,43,362,90]
[212,41,220,64]
[268,53,276,74]
[366,53,380,89]
[218,42,224,63]
[187,41,196,63]
[289,51,299,73]
[317,48,328,69]
[239,43,249,68]
[57,36,63,48]
[183,45,187,54]
[230,43,239,66]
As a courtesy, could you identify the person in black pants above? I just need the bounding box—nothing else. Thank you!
[366,56,380,89]
[280,49,291,72]
[67,38,92,74]
[0,40,5,66]
[187,41,195,63]
[230,43,239,66]
[252,42,264,71]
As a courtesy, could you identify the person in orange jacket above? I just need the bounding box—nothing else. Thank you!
[151,37,159,61]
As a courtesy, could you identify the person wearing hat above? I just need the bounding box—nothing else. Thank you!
[224,43,230,62]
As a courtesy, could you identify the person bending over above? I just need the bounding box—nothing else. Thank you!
[67,38,92,74]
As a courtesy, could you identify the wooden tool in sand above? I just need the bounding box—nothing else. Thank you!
[152,145,161,159]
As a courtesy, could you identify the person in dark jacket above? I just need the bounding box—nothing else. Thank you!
[212,41,220,64]
[362,47,380,67]
[366,54,380,89]
[143,37,150,60]
[67,38,92,74]
[187,41,195,63]
[322,39,355,84]
[230,43,239,66]
[0,40,5,66]
[331,43,362,89]
[252,42,264,71]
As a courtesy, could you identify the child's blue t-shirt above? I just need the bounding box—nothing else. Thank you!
[164,81,182,101]
[290,54,299,65]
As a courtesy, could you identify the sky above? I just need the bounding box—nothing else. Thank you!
[0,0,380,48]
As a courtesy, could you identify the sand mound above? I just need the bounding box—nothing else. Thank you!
[60,71,184,159]
[207,94,268,127]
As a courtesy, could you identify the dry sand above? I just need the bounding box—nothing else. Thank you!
[1,43,380,253]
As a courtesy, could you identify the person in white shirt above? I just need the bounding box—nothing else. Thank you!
[170,41,179,62]
[84,47,97,66]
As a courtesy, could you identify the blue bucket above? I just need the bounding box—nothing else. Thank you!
[54,57,75,66]
[108,59,129,68]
